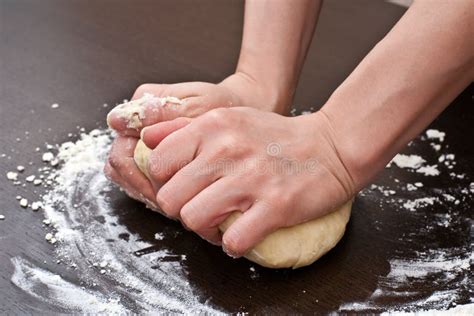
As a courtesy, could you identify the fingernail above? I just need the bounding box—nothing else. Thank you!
[222,244,240,259]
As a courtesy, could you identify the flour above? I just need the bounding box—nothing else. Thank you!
[345,127,472,313]
[19,198,28,208]
[384,304,474,315]
[11,257,126,313]
[6,171,18,181]
[42,152,55,162]
[425,129,445,142]
[415,165,440,176]
[9,128,221,314]
[402,197,438,212]
[388,154,426,169]
[340,249,472,313]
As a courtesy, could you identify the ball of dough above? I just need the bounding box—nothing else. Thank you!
[134,140,352,269]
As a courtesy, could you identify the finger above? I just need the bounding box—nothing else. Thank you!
[193,227,223,246]
[141,117,192,149]
[222,201,280,258]
[104,160,123,185]
[179,95,221,117]
[107,97,180,137]
[179,176,253,234]
[156,155,220,218]
[131,83,168,100]
[156,82,205,99]
[106,156,162,211]
[108,82,210,135]
[147,124,199,186]
[104,161,144,203]
[108,137,157,203]
[114,158,158,204]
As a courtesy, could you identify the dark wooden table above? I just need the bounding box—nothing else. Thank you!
[1,0,472,314]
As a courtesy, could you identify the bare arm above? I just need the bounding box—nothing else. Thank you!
[222,0,322,114]
[321,0,474,191]
[105,0,321,209]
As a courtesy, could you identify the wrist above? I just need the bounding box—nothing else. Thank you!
[318,95,386,192]
[295,111,357,197]
[219,72,292,115]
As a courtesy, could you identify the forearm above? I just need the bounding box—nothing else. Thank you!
[221,0,322,114]
[320,0,474,190]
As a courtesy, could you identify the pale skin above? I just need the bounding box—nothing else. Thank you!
[105,0,474,257]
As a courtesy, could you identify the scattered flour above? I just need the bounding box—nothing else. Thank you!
[42,152,55,162]
[425,129,445,142]
[416,165,440,176]
[349,127,472,313]
[9,129,222,314]
[388,154,426,169]
[340,249,472,313]
[19,198,28,208]
[402,197,438,212]
[6,171,18,181]
[11,257,126,313]
[384,303,474,315]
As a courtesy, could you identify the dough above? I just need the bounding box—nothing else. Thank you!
[134,140,352,269]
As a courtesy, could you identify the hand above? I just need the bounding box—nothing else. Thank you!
[104,135,160,210]
[105,73,289,210]
[107,72,288,137]
[141,107,355,255]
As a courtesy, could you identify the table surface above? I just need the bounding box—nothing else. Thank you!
[1,0,472,314]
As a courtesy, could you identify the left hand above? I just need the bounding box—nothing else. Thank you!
[140,107,356,256]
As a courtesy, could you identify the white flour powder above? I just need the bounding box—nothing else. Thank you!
[346,126,472,313]
[10,129,221,314]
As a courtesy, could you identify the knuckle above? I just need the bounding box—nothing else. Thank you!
[222,134,240,149]
[107,154,122,170]
[266,188,292,210]
[208,135,241,162]
[200,108,230,127]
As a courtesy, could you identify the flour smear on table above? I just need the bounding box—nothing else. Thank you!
[5,118,473,313]
[9,129,221,313]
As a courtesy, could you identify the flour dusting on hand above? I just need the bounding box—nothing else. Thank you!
[107,93,182,129]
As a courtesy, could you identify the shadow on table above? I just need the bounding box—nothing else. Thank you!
[110,192,388,313]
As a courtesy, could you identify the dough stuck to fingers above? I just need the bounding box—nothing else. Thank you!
[107,94,182,130]
[134,139,352,269]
